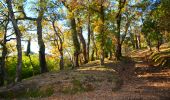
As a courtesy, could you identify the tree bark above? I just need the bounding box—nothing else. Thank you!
[77,24,87,64]
[0,35,7,86]
[37,4,48,73]
[0,19,9,86]
[87,12,91,62]
[91,49,95,61]
[115,16,122,60]
[26,38,31,56]
[62,1,80,68]
[115,0,126,60]
[6,0,22,82]
[37,18,48,73]
[100,4,105,65]
[70,18,80,68]
[135,35,139,49]
[91,29,98,60]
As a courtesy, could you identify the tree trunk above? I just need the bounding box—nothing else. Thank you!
[115,16,122,60]
[115,43,122,60]
[87,12,91,62]
[115,0,126,60]
[36,0,48,73]
[0,19,9,86]
[37,17,48,73]
[26,38,31,56]
[91,49,95,61]
[77,25,87,64]
[147,39,152,51]
[100,5,105,65]
[138,35,141,49]
[0,45,7,86]
[135,35,139,49]
[0,36,7,86]
[91,29,98,60]
[70,18,80,68]
[59,49,64,70]
[109,51,112,60]
[6,0,22,82]
[52,21,64,70]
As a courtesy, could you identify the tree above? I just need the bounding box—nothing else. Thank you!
[16,0,49,73]
[115,0,126,60]
[62,0,81,68]
[6,0,22,82]
[0,19,9,86]
[77,18,88,64]
[36,0,48,73]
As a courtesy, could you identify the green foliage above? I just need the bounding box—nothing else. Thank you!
[5,54,59,83]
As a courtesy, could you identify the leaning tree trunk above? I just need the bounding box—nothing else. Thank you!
[6,0,22,82]
[70,18,80,68]
[77,26,88,64]
[52,21,64,70]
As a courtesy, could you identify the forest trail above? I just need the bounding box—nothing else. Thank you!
[43,49,170,100]
[0,49,170,100]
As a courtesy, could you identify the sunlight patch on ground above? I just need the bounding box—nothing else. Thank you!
[135,63,149,68]
[137,71,170,78]
[78,66,116,72]
[146,82,170,88]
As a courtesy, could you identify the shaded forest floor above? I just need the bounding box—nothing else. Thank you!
[0,47,170,99]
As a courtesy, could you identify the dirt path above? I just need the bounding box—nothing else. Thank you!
[46,49,170,100]
[44,50,170,100]
[113,50,170,100]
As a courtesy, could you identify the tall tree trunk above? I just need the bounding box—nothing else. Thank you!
[100,4,105,65]
[0,30,8,86]
[115,0,126,60]
[37,7,48,73]
[77,25,87,64]
[91,49,95,61]
[62,2,80,68]
[87,12,91,62]
[6,0,22,82]
[91,29,98,60]
[115,15,122,60]
[135,35,139,49]
[138,35,141,49]
[130,32,136,49]
[70,18,80,68]
[0,19,9,86]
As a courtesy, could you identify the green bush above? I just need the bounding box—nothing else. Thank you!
[5,54,72,84]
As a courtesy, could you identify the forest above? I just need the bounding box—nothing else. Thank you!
[0,0,170,99]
